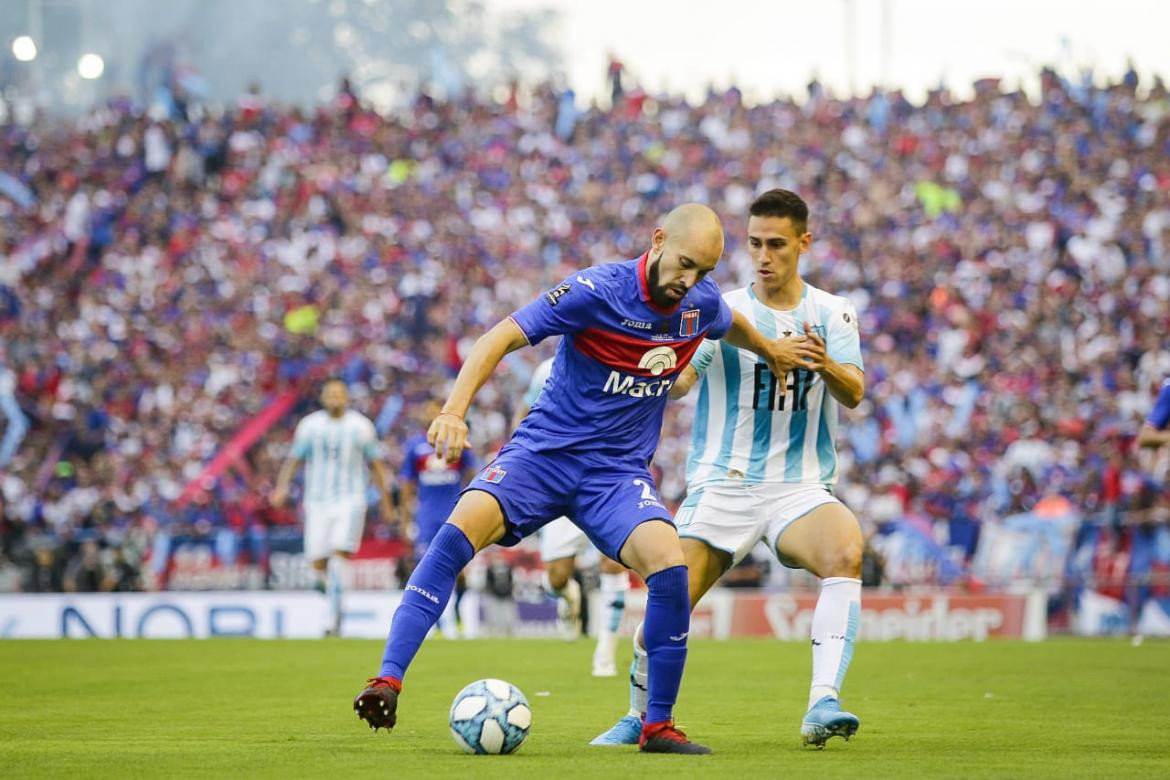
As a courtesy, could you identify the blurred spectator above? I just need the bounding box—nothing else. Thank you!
[0,63,1167,598]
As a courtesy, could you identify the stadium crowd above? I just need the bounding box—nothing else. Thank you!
[1,64,1168,596]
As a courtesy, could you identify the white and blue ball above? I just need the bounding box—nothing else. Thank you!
[449,678,531,755]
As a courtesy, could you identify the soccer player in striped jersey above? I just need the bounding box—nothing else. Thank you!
[517,356,630,674]
[1138,378,1170,450]
[593,189,866,748]
[272,378,392,636]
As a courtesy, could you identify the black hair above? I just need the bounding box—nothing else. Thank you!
[749,189,809,233]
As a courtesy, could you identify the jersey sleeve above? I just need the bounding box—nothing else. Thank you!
[689,340,717,377]
[1147,381,1170,430]
[289,418,311,458]
[509,273,601,345]
[706,296,733,340]
[827,301,863,370]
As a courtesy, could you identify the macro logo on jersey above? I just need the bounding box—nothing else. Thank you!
[480,465,507,484]
[602,346,678,398]
[573,328,703,378]
[637,346,677,376]
[546,283,571,305]
[679,308,700,337]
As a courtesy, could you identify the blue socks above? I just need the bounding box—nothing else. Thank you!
[642,565,691,724]
[379,523,474,680]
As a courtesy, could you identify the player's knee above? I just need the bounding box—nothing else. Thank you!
[823,539,863,579]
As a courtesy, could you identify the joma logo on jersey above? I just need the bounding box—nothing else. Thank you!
[622,318,653,330]
[679,308,700,337]
[603,372,674,398]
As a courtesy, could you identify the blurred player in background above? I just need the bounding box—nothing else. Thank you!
[594,190,866,748]
[272,378,392,636]
[400,398,482,638]
[1138,378,1170,451]
[355,203,796,754]
[514,357,630,675]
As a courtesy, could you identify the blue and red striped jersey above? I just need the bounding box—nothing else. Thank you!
[508,252,732,462]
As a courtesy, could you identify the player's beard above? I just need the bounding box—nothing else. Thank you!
[646,252,679,308]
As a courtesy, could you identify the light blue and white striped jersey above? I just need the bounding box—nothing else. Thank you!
[686,283,863,488]
[290,409,381,504]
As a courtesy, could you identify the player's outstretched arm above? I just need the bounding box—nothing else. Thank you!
[668,365,700,399]
[430,318,529,462]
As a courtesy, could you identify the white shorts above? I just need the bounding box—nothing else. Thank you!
[675,481,840,568]
[303,499,366,561]
[538,516,595,563]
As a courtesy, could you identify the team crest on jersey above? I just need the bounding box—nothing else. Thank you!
[679,308,700,337]
[481,465,507,484]
[545,283,571,305]
[809,324,827,340]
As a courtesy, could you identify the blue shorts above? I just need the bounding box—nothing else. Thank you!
[460,444,673,564]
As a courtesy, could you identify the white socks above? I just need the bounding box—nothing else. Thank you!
[809,576,861,709]
[325,556,348,635]
[598,571,629,644]
[627,622,648,717]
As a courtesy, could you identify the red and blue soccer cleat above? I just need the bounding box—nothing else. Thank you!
[639,719,711,754]
[354,677,400,732]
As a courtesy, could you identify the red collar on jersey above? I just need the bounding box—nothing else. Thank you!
[637,251,682,315]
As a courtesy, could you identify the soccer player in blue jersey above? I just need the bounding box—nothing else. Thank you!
[354,203,794,754]
[594,189,867,748]
[272,378,393,636]
[516,357,630,674]
[1138,378,1170,450]
[400,398,481,638]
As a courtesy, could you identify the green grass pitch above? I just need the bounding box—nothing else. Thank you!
[2,638,1168,778]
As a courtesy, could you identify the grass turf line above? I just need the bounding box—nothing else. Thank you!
[1,638,1168,778]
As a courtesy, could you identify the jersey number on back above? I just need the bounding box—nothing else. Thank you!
[752,365,812,412]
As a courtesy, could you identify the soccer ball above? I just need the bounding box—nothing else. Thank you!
[448,678,532,755]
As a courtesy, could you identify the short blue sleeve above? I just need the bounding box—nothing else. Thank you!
[1148,381,1170,430]
[690,340,717,376]
[827,301,864,370]
[510,274,601,345]
[706,296,733,340]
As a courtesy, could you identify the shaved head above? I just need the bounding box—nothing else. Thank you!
[645,203,725,307]
[660,203,725,258]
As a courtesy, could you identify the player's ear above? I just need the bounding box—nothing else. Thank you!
[799,230,812,253]
[651,226,666,251]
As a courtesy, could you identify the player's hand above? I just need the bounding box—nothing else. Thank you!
[428,412,469,464]
[269,486,289,507]
[760,334,819,377]
[801,321,828,371]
